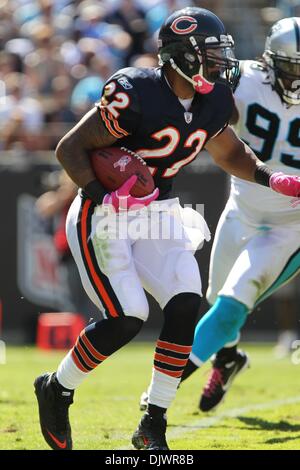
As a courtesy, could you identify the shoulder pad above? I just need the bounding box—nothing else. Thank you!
[97,68,142,138]
[240,60,267,78]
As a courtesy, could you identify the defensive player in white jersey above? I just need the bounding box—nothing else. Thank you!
[168,17,300,413]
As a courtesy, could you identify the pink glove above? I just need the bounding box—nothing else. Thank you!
[270,172,300,198]
[103,175,159,212]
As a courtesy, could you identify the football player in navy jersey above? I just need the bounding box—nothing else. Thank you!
[34,7,300,450]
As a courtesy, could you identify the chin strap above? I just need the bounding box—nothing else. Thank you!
[169,58,214,94]
[169,58,194,85]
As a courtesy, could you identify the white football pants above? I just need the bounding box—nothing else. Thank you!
[66,195,210,320]
[207,201,300,309]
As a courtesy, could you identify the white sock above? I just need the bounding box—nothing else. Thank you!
[189,351,204,367]
[147,368,181,409]
[56,351,88,390]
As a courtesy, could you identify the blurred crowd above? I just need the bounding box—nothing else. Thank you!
[0,0,197,152]
[0,0,295,153]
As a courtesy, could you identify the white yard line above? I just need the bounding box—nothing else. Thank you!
[168,395,300,439]
[118,395,300,450]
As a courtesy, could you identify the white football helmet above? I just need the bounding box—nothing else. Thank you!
[263,17,300,105]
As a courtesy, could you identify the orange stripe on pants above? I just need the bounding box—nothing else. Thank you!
[81,200,119,318]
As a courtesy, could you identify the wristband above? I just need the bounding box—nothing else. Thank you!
[254,165,274,187]
[83,179,107,204]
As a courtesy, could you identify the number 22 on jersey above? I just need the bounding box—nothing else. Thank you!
[137,127,207,178]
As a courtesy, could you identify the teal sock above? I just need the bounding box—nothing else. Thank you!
[191,296,248,363]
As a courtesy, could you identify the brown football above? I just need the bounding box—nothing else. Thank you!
[90,146,154,197]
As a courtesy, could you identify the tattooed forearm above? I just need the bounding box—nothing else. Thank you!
[56,107,117,188]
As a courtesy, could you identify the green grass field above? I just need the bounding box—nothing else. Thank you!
[0,343,300,450]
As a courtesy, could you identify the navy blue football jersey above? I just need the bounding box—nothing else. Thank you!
[97,67,233,198]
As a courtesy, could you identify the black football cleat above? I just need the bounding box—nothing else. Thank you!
[34,372,74,450]
[132,413,169,450]
[199,350,250,412]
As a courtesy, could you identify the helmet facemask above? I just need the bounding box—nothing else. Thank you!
[264,51,300,105]
[263,18,300,105]
[158,34,239,94]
